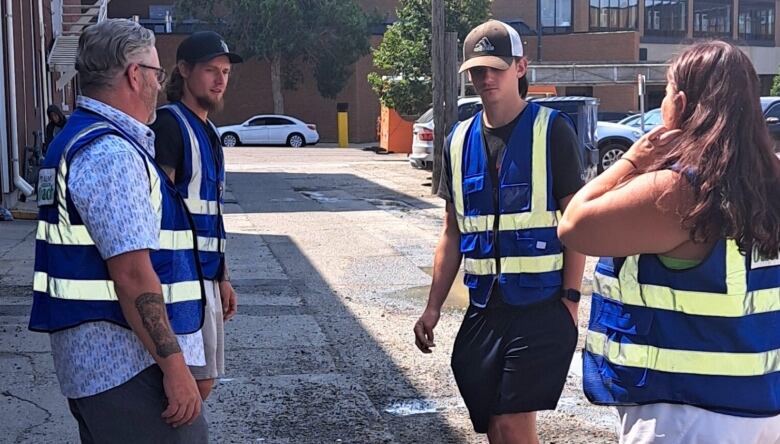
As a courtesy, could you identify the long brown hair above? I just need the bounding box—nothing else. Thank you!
[165,63,191,102]
[650,40,780,257]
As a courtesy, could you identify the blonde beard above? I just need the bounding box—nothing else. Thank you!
[195,94,224,114]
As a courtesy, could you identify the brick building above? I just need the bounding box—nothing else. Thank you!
[109,0,780,143]
[4,0,778,207]
[0,0,65,209]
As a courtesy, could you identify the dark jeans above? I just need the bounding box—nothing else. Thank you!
[67,365,208,444]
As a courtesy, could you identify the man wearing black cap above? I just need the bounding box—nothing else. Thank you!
[413,20,586,442]
[151,31,243,400]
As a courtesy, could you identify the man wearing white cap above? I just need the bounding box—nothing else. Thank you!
[414,20,586,442]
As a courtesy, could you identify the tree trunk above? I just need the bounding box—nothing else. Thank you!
[270,53,284,114]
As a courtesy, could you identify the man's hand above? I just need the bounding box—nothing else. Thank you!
[561,298,579,327]
[414,308,441,353]
[161,362,202,427]
[219,280,237,321]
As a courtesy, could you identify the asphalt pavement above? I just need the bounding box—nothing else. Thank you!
[0,146,618,443]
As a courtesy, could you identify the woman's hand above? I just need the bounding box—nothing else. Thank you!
[623,126,683,170]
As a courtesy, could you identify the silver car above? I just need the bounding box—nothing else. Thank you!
[410,97,483,169]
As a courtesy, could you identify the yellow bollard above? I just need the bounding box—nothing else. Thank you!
[337,102,349,148]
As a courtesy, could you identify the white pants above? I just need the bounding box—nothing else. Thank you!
[618,403,780,444]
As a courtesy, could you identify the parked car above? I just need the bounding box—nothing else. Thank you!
[618,108,663,133]
[597,111,634,123]
[597,98,780,166]
[409,95,599,180]
[760,97,780,151]
[217,114,319,147]
[595,121,643,172]
[410,97,483,169]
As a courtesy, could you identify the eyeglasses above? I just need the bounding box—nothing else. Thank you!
[137,63,167,84]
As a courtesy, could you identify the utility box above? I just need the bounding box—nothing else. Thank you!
[379,105,413,153]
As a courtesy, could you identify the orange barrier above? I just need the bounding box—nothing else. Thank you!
[379,105,413,153]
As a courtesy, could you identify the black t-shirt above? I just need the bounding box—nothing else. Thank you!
[437,107,584,203]
[150,107,222,177]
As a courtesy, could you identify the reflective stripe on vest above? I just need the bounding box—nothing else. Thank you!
[584,239,780,416]
[449,104,563,307]
[33,271,201,303]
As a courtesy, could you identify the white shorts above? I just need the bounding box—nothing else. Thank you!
[188,280,225,380]
[618,403,780,444]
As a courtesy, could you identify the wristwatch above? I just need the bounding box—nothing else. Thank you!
[561,288,581,303]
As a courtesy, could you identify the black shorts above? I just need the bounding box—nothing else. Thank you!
[450,297,578,433]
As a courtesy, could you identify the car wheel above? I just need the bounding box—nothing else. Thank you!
[598,142,629,173]
[287,133,305,148]
[221,133,240,147]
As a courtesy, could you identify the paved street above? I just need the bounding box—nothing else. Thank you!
[0,146,618,443]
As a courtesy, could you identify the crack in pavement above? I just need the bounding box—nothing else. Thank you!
[2,390,53,440]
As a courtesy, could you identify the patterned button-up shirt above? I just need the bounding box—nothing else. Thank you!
[49,96,204,399]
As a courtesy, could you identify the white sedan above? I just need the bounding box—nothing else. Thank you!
[217,114,320,147]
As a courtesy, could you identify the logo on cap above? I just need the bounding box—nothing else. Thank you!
[473,37,495,53]
[221,41,229,53]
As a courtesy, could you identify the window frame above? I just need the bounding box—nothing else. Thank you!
[738,0,775,42]
[693,0,733,38]
[541,0,573,34]
[644,0,689,38]
[589,0,639,31]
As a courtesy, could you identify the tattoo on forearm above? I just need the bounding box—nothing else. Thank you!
[135,293,182,358]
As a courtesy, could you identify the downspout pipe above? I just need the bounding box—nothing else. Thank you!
[38,0,51,128]
[6,0,35,197]
[0,1,10,196]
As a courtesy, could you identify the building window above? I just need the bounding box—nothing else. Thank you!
[645,0,688,37]
[694,0,732,37]
[589,0,639,31]
[739,1,775,41]
[541,0,572,34]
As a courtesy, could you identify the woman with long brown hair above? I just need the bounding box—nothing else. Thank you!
[559,40,780,442]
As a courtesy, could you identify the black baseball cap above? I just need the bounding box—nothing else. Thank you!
[176,31,243,64]
[459,20,524,73]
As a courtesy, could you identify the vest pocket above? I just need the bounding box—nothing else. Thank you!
[464,273,479,289]
[463,174,484,193]
[461,232,493,256]
[500,183,530,212]
[595,298,654,388]
[597,298,654,336]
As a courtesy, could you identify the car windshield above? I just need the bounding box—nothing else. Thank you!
[618,114,640,126]
[417,108,434,124]
[620,109,661,127]
[761,98,775,113]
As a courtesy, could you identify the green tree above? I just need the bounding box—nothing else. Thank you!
[771,66,780,96]
[367,0,490,116]
[175,0,372,113]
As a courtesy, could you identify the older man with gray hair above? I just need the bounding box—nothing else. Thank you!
[29,19,208,442]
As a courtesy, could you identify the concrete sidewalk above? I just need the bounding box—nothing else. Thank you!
[0,220,66,442]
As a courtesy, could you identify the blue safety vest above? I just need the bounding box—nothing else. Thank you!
[584,239,780,416]
[448,102,564,307]
[158,102,226,280]
[29,108,205,334]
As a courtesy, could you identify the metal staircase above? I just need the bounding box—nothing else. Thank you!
[48,0,110,91]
